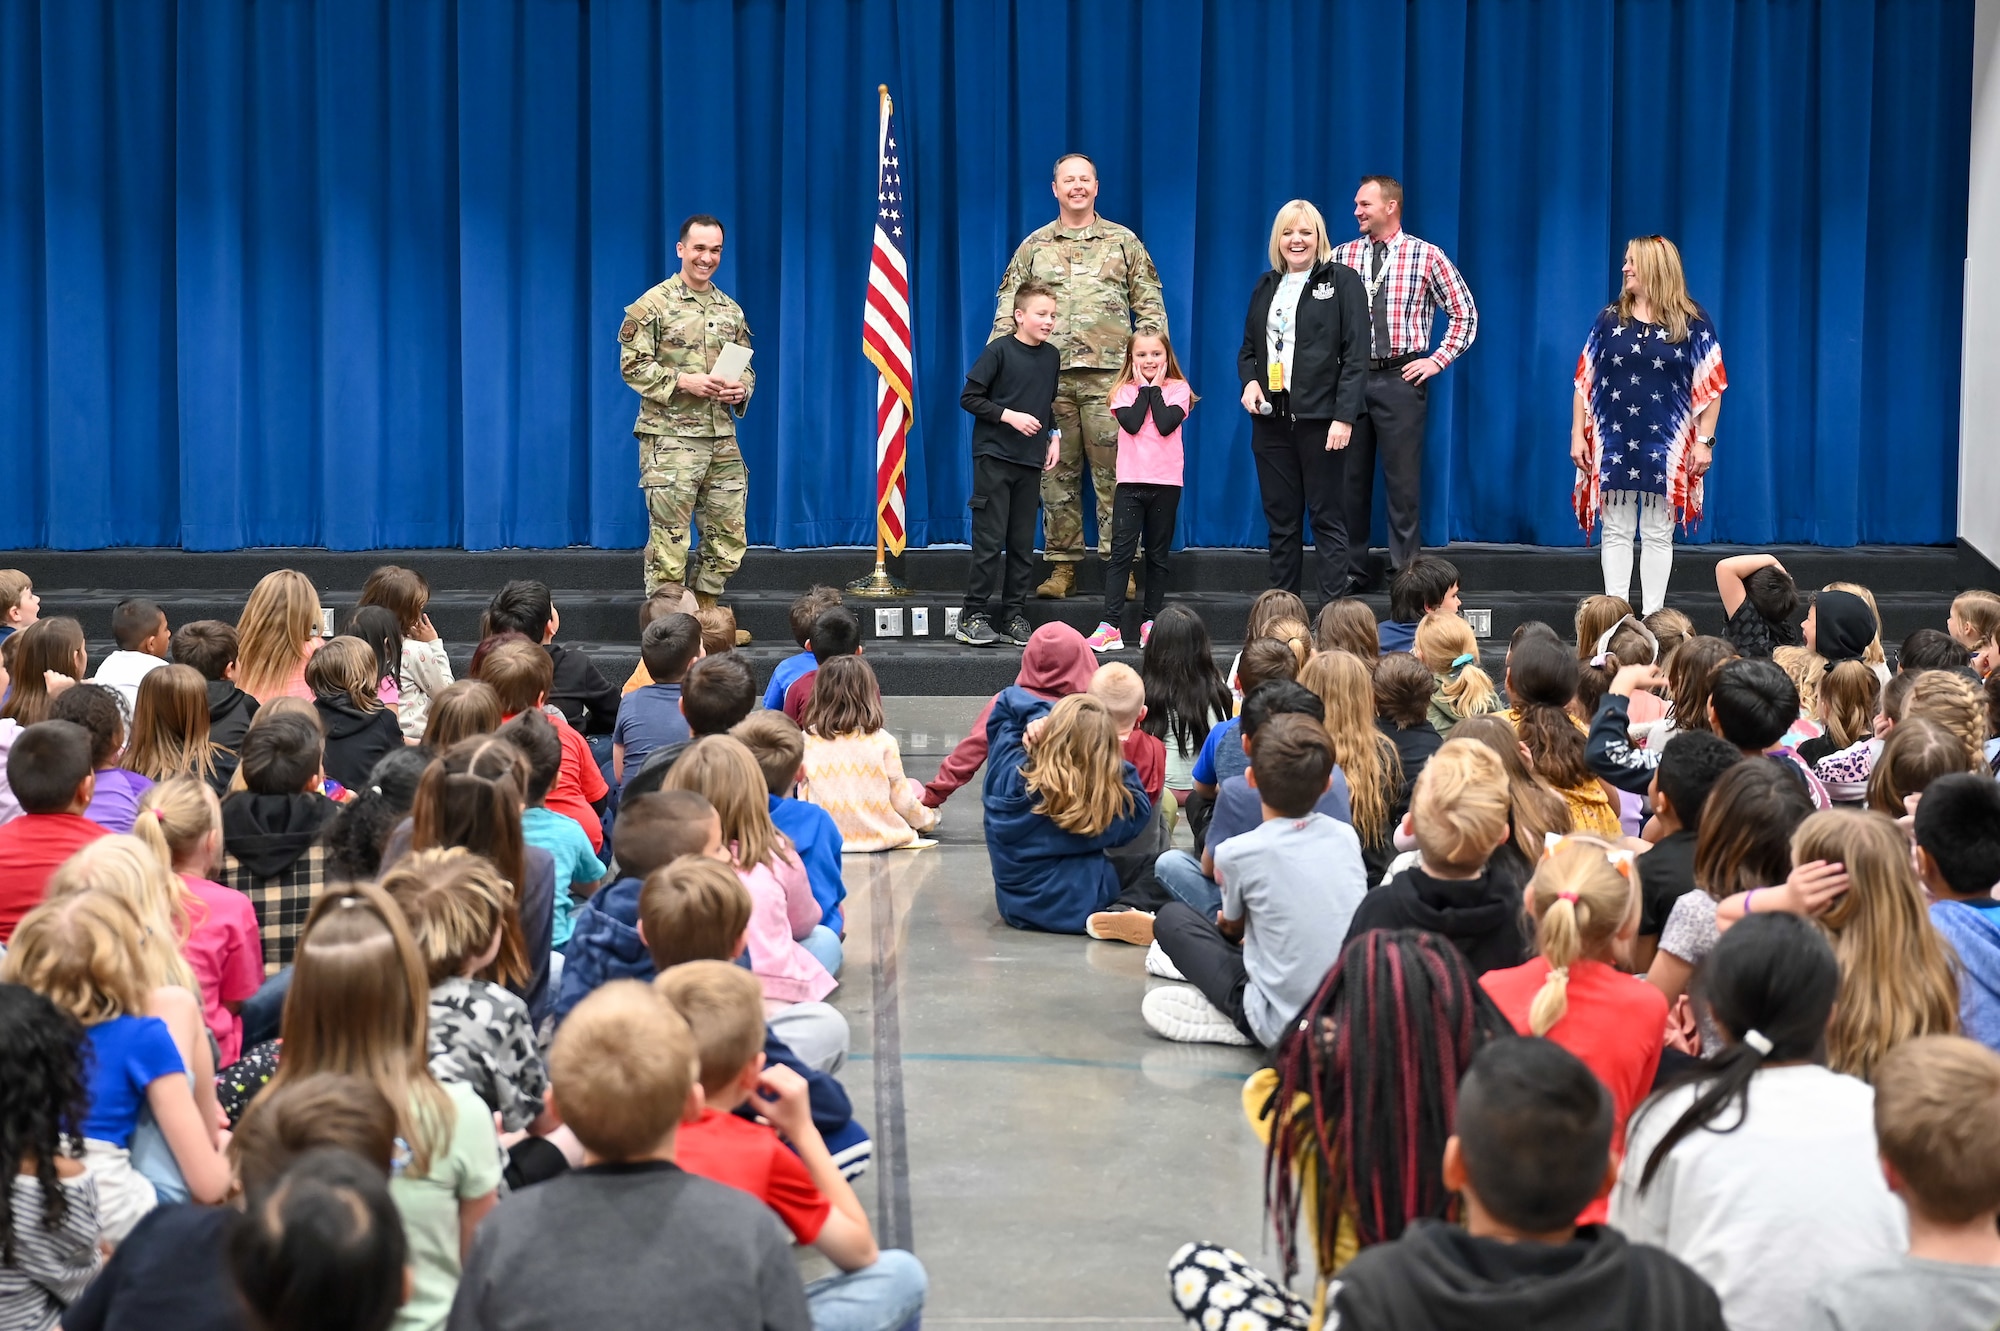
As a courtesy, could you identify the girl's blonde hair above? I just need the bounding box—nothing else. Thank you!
[45,834,200,998]
[1414,612,1499,718]
[1908,671,1989,771]
[264,883,454,1176]
[133,776,223,878]
[379,848,511,987]
[1825,582,1887,668]
[1108,329,1197,402]
[1952,590,2000,648]
[663,735,793,872]
[1298,651,1402,849]
[1798,811,1960,1079]
[1314,600,1379,660]
[422,680,503,750]
[1246,590,1309,648]
[1574,595,1633,661]
[1410,740,1511,873]
[236,569,322,699]
[123,664,220,783]
[1524,838,1636,1036]
[1266,199,1334,272]
[1447,713,1574,869]
[1819,660,1881,750]
[1617,235,1701,344]
[305,635,383,713]
[1020,694,1134,837]
[1263,617,1311,671]
[1644,608,1694,668]
[1773,645,1823,721]
[0,889,154,1023]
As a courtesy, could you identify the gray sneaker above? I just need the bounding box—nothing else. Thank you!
[1001,614,1033,646]
[956,613,1001,647]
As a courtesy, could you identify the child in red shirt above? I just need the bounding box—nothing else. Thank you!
[479,640,608,852]
[1090,663,1165,804]
[658,961,926,1328]
[0,720,108,942]
[1481,836,1665,1225]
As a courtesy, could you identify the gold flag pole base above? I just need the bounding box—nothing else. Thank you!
[845,561,909,599]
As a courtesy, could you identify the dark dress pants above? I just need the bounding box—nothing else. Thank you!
[1250,410,1349,605]
[1344,367,1428,582]
[964,454,1041,622]
[1153,901,1258,1040]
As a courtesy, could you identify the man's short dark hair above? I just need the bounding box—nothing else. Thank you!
[498,708,563,805]
[610,790,717,880]
[809,606,863,664]
[788,586,843,648]
[1653,732,1744,834]
[1250,714,1334,819]
[641,614,704,683]
[1240,680,1325,738]
[484,581,553,642]
[1359,174,1404,207]
[1710,658,1799,752]
[240,713,325,795]
[680,654,757,736]
[172,620,239,681]
[1915,773,2000,898]
[1901,628,1968,673]
[679,214,724,241]
[111,598,165,651]
[8,721,93,813]
[1391,556,1460,622]
[1455,1037,1613,1233]
[1052,152,1097,178]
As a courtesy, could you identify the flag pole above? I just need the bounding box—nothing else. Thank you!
[850,83,909,598]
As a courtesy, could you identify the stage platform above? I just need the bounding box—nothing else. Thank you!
[8,543,1984,696]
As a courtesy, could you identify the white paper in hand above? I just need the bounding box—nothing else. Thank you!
[711,343,753,384]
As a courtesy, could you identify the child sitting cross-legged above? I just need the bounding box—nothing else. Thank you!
[798,653,939,851]
[762,585,844,710]
[613,611,702,783]
[659,961,927,1329]
[499,708,609,957]
[447,980,813,1330]
[1806,1036,2000,1331]
[1089,662,1166,808]
[732,710,848,936]
[479,640,608,855]
[1145,714,1364,1047]
[783,605,864,725]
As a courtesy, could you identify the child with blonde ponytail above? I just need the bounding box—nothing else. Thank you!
[1414,611,1501,733]
[1481,836,1665,1223]
[135,776,263,1064]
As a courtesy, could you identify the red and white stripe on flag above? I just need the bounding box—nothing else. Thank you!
[862,87,912,556]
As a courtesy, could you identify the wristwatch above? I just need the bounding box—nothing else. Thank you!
[1695,433,1715,448]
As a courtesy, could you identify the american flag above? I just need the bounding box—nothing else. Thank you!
[862,87,912,556]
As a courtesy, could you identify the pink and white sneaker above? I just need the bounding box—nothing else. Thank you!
[1140,620,1154,649]
[1085,622,1125,653]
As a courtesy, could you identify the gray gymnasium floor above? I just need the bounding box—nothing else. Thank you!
[807,697,1271,1326]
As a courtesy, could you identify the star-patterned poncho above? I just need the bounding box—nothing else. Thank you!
[1572,307,1727,533]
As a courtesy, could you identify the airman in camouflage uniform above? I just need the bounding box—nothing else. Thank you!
[990,155,1167,597]
[619,216,755,599]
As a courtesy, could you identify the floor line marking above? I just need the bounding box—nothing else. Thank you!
[848,1050,1253,1082]
[868,855,915,1250]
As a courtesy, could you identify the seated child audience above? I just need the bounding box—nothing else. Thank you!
[1716,552,1801,660]
[229,1148,408,1331]
[1630,732,1743,972]
[0,568,38,641]
[983,690,1152,934]
[616,586,688,693]
[1313,600,1380,666]
[1414,609,1502,734]
[1449,712,1573,883]
[324,746,432,881]
[694,603,740,657]
[1868,718,1977,817]
[1089,662,1166,806]
[217,711,337,972]
[1711,657,1831,804]
[1227,592,1309,701]
[483,579,621,737]
[1904,627,1971,673]
[499,708,608,954]
[307,635,406,792]
[234,570,323,705]
[659,962,927,1327]
[0,983,102,1330]
[620,653,761,798]
[1905,669,1989,772]
[1480,837,1666,1224]
[446,981,811,1330]
[1504,635,1620,837]
[422,679,502,751]
[1574,594,1634,662]
[2,618,87,728]
[343,605,407,712]
[1948,589,2000,659]
[357,563,455,741]
[1299,650,1405,879]
[1190,636,1301,798]
[613,611,702,781]
[88,597,171,716]
[1167,930,1513,1322]
[1805,1036,2000,1331]
[1137,605,1232,806]
[1614,914,1905,1331]
[1325,1038,1726,1330]
[1377,556,1461,654]
[1814,668,1917,801]
[121,664,225,790]
[764,586,844,709]
[1147,715,1362,1046]
[799,654,939,851]
[783,604,864,725]
[0,721,108,943]
[51,683,151,833]
[1914,774,2000,1051]
[732,710,848,935]
[922,622,1095,808]
[170,620,261,790]
[1374,651,1442,816]
[479,639,607,853]
[1343,739,1529,975]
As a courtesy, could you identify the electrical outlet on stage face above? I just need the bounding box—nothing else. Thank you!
[910,607,930,636]
[1465,609,1492,638]
[944,608,962,637]
[320,608,336,638]
[875,608,905,637]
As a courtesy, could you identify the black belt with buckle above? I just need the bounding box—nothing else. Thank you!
[1369,352,1421,372]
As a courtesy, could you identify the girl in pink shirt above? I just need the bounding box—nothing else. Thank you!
[1088,332,1195,654]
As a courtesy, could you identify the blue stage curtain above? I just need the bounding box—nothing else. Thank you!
[0,0,1970,551]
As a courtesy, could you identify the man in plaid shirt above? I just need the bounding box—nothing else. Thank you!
[1330,175,1477,592]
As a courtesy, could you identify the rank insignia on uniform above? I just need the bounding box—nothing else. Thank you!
[1311,282,1335,300]
[619,318,640,343]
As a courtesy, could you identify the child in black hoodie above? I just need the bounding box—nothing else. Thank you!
[219,709,338,973]
[1329,1037,1724,1330]
[172,619,261,791]
[1343,739,1528,975]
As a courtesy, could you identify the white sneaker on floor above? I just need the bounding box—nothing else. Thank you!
[1145,941,1186,981]
[1143,985,1253,1046]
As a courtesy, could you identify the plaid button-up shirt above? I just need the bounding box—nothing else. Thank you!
[1331,230,1478,368]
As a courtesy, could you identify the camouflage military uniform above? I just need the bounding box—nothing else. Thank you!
[989,217,1167,561]
[619,274,755,596]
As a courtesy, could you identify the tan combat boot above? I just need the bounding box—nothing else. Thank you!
[1036,564,1075,600]
[693,590,752,645]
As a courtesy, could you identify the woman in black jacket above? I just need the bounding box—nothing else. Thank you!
[1239,199,1369,604]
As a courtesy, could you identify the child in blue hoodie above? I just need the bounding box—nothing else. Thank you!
[732,710,847,934]
[982,688,1152,933]
[1916,774,2000,1052]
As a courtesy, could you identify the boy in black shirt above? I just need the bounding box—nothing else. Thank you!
[1632,732,1742,971]
[958,281,1060,647]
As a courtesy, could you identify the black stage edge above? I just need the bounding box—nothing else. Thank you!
[5,543,1973,696]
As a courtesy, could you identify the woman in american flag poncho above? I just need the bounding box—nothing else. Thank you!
[1570,236,1727,615]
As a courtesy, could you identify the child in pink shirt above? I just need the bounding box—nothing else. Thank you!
[1088,332,1194,654]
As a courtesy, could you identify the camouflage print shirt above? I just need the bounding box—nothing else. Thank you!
[988,216,1168,370]
[620,273,756,437]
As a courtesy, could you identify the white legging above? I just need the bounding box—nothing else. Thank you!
[1600,490,1674,614]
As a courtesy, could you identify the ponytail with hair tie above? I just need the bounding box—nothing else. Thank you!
[1741,1029,1774,1056]
[1524,838,1635,1036]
